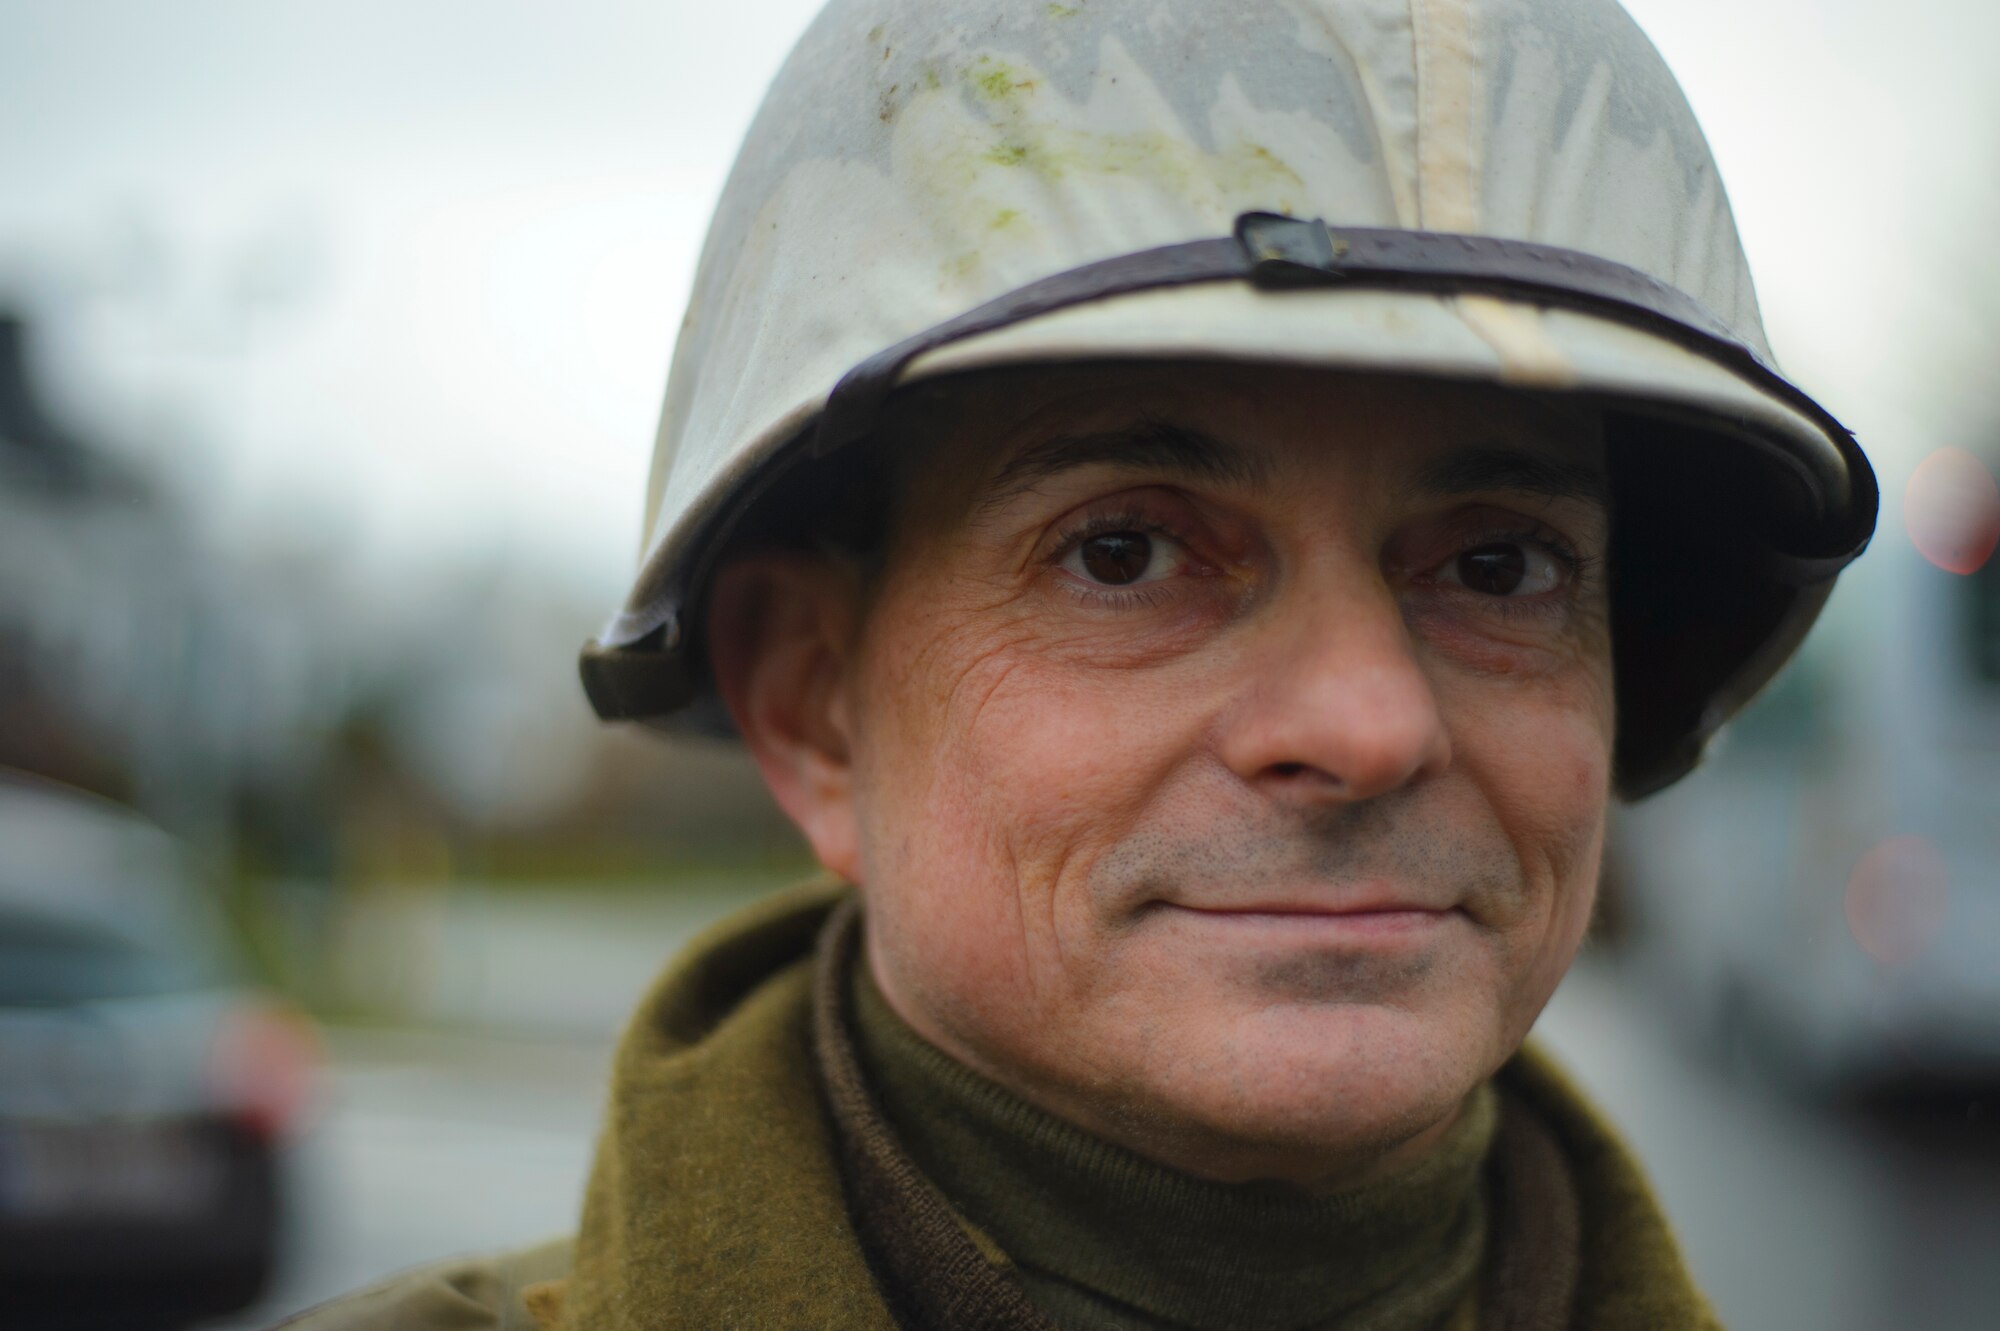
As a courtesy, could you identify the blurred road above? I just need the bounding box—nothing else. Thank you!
[1539,959,2000,1331]
[214,1026,610,1330]
[208,892,2000,1331]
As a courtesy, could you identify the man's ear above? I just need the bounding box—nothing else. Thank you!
[706,553,864,881]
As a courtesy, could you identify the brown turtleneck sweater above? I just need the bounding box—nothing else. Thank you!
[845,948,1494,1331]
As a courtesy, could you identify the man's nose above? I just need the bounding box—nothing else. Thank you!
[1215,586,1451,805]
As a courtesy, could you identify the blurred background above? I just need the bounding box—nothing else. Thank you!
[1,1,1996,1328]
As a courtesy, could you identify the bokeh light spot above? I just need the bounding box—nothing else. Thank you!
[1844,835,1950,967]
[1903,446,2000,574]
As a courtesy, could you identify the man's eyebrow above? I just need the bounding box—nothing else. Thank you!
[977,420,1268,511]
[1414,446,1608,506]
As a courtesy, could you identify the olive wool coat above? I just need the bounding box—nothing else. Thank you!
[279,883,1722,1330]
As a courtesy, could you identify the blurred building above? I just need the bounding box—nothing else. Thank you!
[1,309,798,900]
[1,311,170,800]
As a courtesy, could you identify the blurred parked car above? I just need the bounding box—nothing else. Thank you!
[0,771,318,1330]
[1614,533,2000,1093]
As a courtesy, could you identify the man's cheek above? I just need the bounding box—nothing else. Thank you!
[916,650,1187,921]
[1457,668,1612,823]
[942,645,1146,782]
[950,683,1123,883]
[1488,717,1609,1013]
[1446,674,1610,965]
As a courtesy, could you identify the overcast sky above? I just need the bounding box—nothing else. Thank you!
[2,0,1994,604]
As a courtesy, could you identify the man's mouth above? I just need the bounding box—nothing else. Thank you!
[1154,896,1462,942]
[1162,884,1459,917]
[1170,902,1454,922]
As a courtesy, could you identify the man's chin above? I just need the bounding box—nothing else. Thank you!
[1107,1002,1489,1176]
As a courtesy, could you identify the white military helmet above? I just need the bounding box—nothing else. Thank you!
[581,0,1876,798]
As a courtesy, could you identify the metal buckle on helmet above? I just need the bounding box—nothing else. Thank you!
[1235,213,1349,287]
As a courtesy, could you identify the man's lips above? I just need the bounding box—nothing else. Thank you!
[1164,897,1458,918]
[1156,900,1461,936]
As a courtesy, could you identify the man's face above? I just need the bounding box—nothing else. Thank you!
[727,363,1615,1185]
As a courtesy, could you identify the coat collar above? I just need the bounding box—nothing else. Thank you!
[558,880,896,1331]
[544,882,1717,1330]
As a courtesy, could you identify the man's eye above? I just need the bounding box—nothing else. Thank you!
[1063,531,1182,587]
[1442,540,1566,597]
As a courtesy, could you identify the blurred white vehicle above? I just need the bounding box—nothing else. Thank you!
[1614,529,2000,1092]
[0,772,318,1330]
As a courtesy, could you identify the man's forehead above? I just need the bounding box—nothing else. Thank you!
[980,420,1272,513]
[924,365,1609,511]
